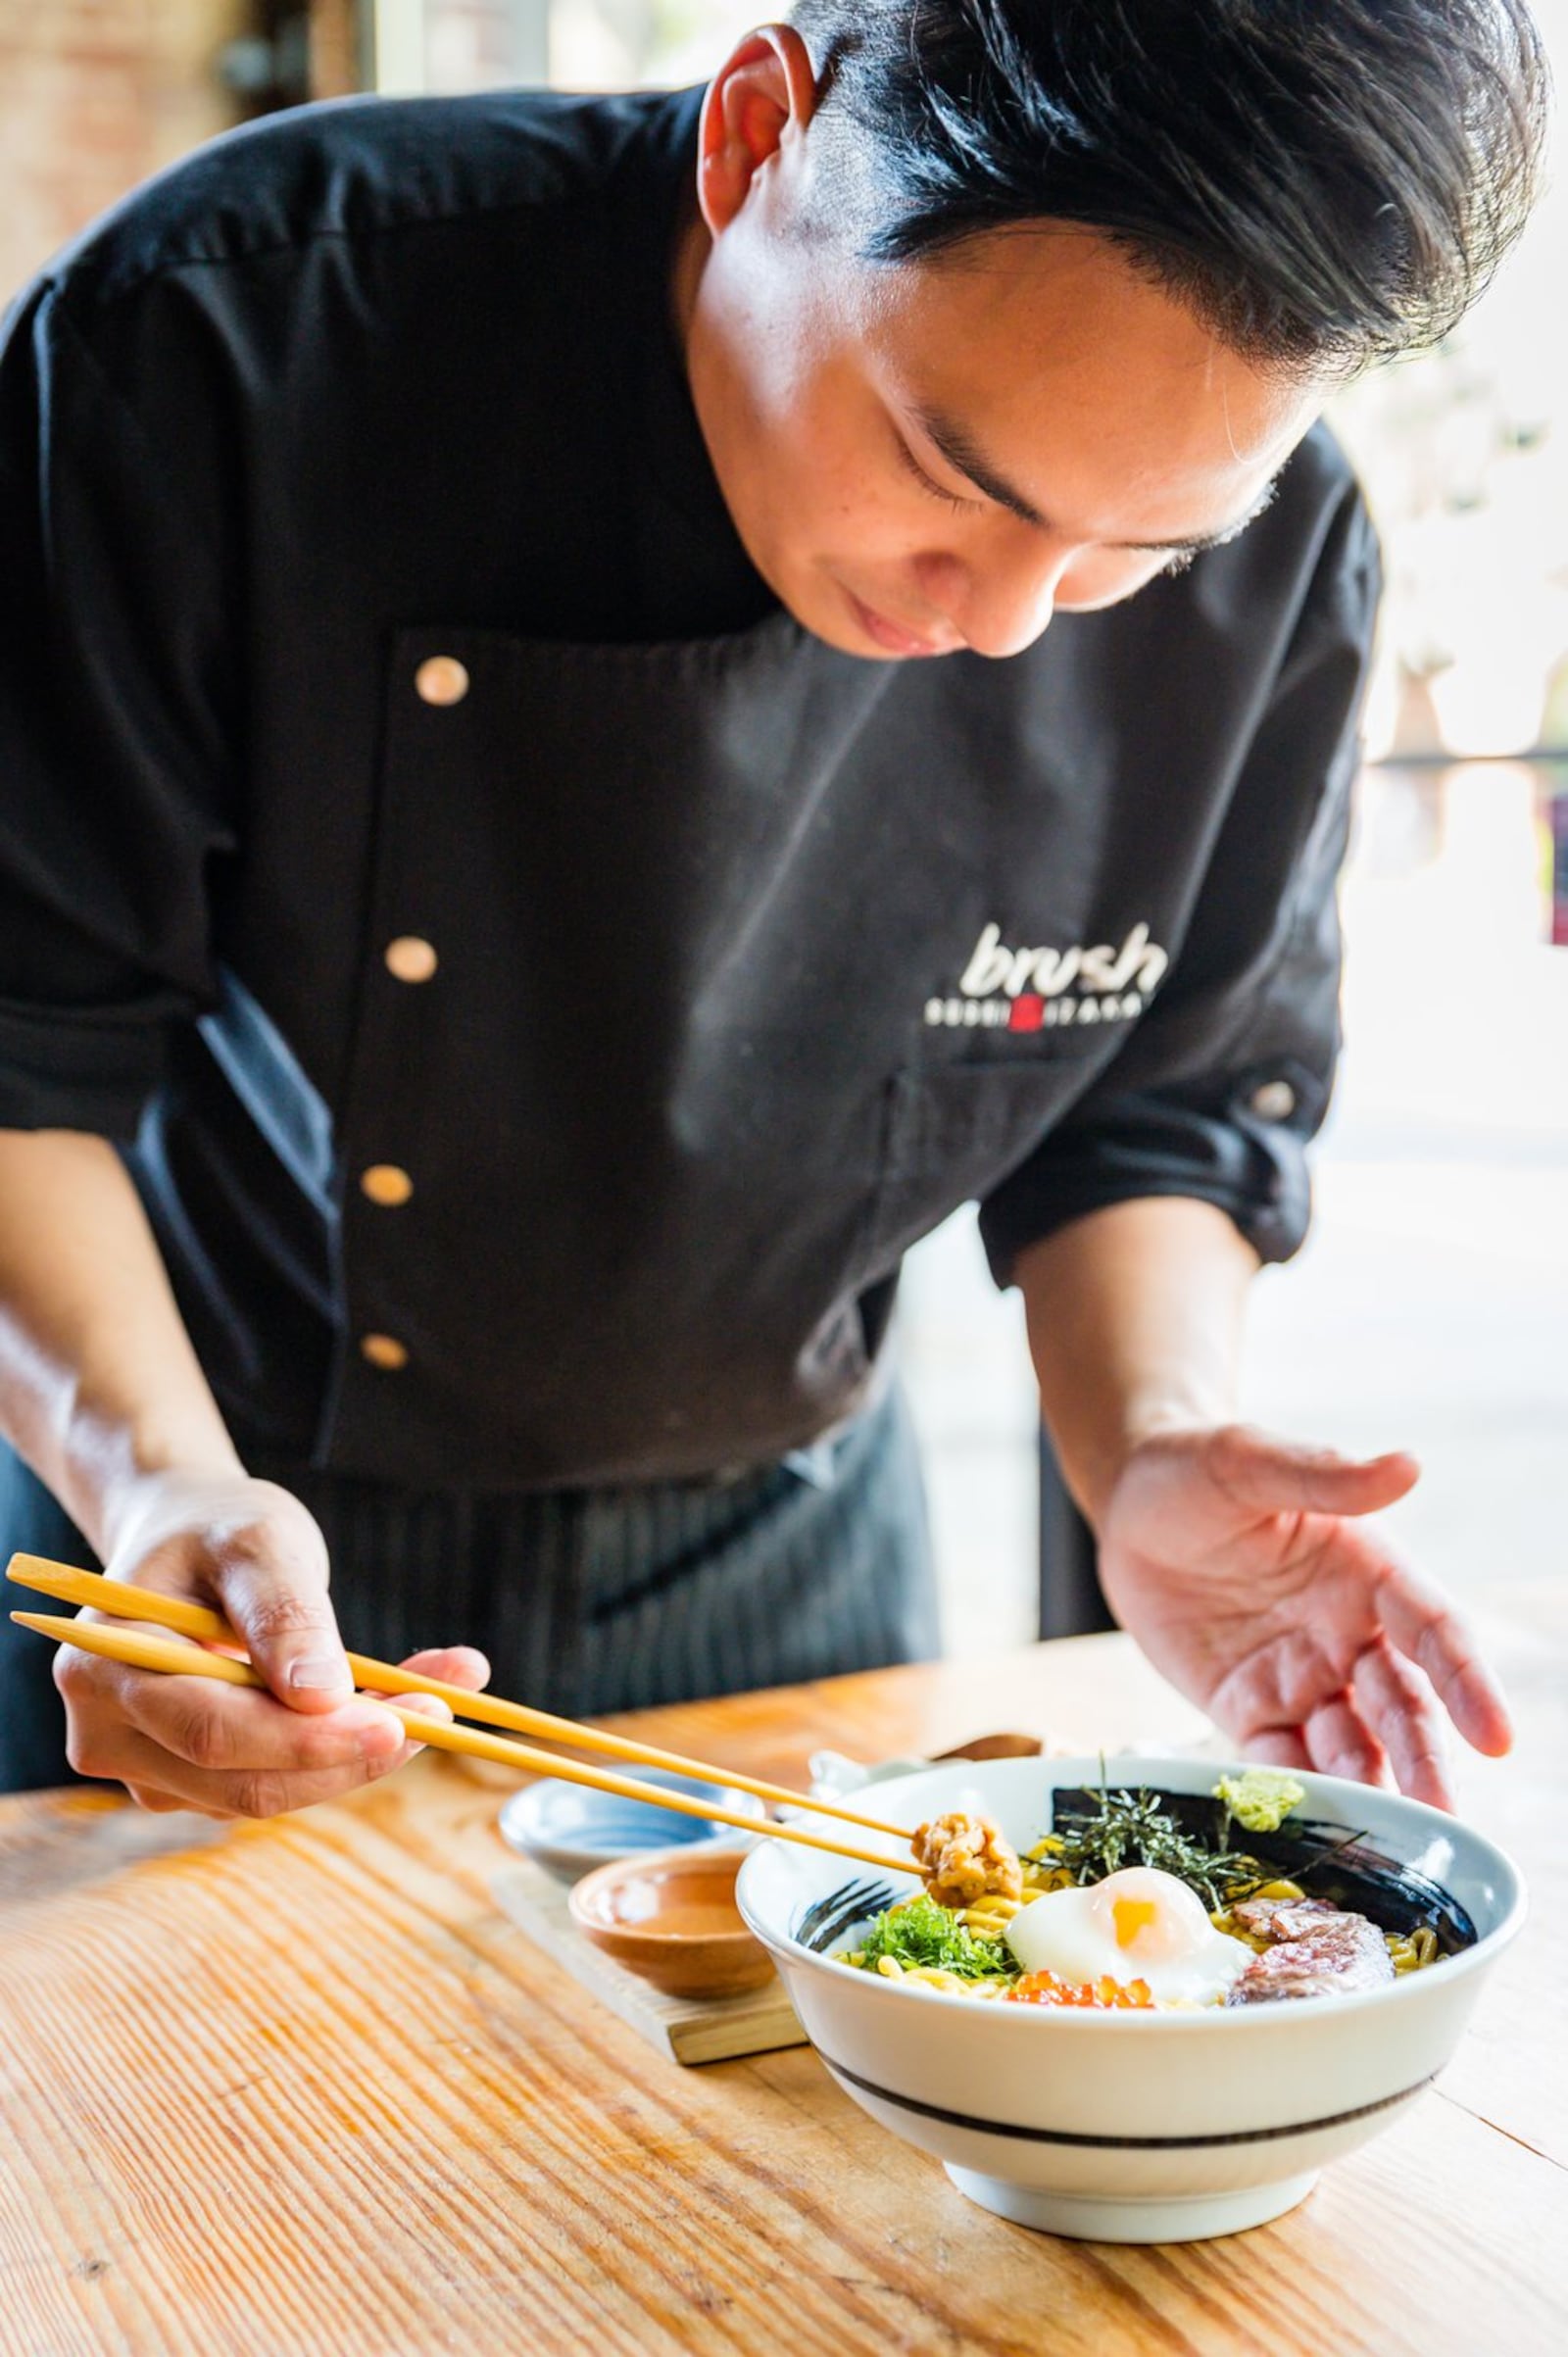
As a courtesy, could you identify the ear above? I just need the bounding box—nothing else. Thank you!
[697,25,820,236]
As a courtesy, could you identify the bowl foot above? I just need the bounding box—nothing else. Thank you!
[944,2165,1319,2244]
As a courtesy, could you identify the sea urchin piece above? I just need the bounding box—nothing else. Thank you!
[912,1810,1024,1906]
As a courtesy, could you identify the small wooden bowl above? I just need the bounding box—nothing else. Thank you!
[933,1733,1044,1761]
[567,1846,775,2000]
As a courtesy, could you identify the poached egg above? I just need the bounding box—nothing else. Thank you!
[1004,1866,1251,2005]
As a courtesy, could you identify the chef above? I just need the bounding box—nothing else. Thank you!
[0,2,1544,1810]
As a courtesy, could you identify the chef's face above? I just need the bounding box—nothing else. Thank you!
[677,31,1323,662]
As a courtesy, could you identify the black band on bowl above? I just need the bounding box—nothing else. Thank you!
[813,2048,1433,2149]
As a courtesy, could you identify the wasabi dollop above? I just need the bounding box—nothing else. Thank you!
[1213,1768,1305,1833]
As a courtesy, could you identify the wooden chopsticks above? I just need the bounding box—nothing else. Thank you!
[10,1611,905,1872]
[6,1553,919,1871]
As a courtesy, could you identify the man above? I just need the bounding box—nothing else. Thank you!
[0,2,1545,1812]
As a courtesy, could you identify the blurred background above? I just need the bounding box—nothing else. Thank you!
[4,0,1563,1656]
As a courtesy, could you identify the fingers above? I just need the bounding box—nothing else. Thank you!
[1240,1658,1455,1809]
[102,1477,357,1716]
[61,1462,493,1814]
[123,1788,229,1818]
[62,1693,425,1817]
[1266,1514,1512,1766]
[1299,1514,1512,1765]
[1351,1641,1454,1810]
[201,1502,354,1713]
[56,1613,488,1817]
[1206,1427,1421,1520]
[352,1648,487,1761]
[1369,1562,1513,1760]
[1193,1436,1507,1789]
[395,1645,491,1693]
[1299,1691,1394,1791]
[1241,1726,1313,1772]
[116,1657,406,1776]
[56,1635,409,1815]
[354,1646,489,1735]
[384,1690,454,1753]
[1236,1698,1393,1789]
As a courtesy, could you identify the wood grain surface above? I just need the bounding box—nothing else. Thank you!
[1,1615,1563,2357]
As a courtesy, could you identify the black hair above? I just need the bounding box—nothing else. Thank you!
[788,0,1549,374]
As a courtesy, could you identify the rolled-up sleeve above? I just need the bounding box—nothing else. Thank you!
[979,481,1380,1282]
[0,276,238,1139]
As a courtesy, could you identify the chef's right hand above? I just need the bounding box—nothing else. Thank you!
[54,1471,490,1817]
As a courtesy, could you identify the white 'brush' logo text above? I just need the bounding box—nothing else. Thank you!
[925,921,1169,1033]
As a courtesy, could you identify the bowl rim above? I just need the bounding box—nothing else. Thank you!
[568,1841,760,1950]
[736,1752,1529,2030]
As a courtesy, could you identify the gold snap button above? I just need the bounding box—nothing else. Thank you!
[415,656,469,707]
[361,1164,414,1207]
[384,936,438,983]
[360,1333,409,1372]
[1250,1079,1298,1122]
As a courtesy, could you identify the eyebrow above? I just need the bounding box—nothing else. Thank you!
[908,402,1279,554]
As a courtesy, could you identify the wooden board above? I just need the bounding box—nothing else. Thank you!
[489,1853,807,2066]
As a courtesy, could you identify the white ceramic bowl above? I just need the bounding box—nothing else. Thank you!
[737,1754,1525,2243]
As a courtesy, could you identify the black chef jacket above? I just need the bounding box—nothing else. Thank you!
[0,85,1379,1490]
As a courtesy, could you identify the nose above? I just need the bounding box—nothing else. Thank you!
[912,539,1070,661]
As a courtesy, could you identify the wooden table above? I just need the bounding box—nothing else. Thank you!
[2,1596,1563,2356]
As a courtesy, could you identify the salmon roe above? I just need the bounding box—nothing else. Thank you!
[1005,1971,1156,2009]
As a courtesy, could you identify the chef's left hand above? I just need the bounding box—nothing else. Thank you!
[1095,1424,1512,1809]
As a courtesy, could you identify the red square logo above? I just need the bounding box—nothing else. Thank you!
[1009,995,1045,1032]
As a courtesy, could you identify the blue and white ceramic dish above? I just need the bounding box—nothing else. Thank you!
[499,1766,767,1882]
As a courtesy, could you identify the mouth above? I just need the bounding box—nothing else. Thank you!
[844,588,959,660]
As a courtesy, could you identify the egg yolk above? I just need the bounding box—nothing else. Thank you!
[1111,1896,1160,1948]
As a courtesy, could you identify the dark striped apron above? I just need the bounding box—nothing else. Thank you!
[0,1384,937,1793]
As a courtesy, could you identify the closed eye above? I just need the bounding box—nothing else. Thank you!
[1155,507,1261,576]
[1154,483,1279,573]
[893,429,985,516]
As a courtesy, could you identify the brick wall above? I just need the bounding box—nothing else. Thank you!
[0,0,256,301]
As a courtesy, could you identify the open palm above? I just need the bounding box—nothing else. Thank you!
[1096,1424,1511,1808]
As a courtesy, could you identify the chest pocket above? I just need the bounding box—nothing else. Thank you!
[860,1038,1115,1277]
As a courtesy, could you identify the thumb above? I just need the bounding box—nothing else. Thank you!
[208,1505,355,1714]
[1205,1426,1420,1519]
